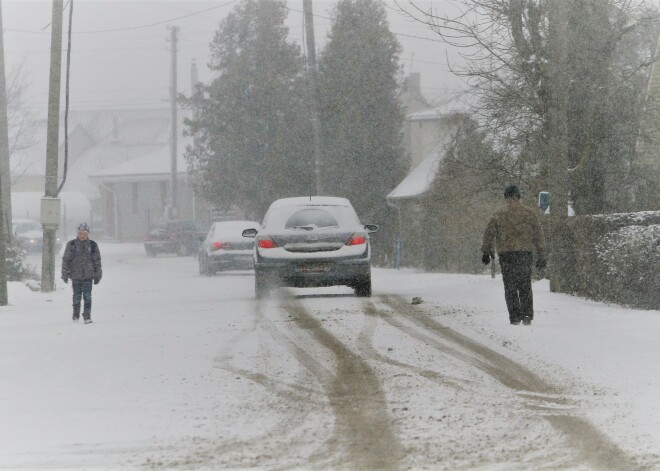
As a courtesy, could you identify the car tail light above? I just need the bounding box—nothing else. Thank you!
[346,234,367,246]
[258,237,278,249]
[212,241,223,250]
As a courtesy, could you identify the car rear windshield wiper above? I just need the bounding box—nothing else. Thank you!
[293,224,340,231]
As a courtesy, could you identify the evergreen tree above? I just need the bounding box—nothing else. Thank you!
[317,0,406,229]
[181,0,313,218]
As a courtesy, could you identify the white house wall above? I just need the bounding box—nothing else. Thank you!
[101,178,201,241]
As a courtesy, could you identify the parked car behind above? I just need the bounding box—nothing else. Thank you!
[198,220,260,276]
[12,218,62,253]
[144,220,205,257]
[242,196,378,298]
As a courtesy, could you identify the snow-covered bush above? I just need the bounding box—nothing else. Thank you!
[6,239,38,282]
[595,225,660,308]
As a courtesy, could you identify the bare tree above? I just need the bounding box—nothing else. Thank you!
[395,0,658,212]
[6,63,36,187]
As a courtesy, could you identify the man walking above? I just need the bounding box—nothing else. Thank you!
[481,185,546,325]
[61,223,102,324]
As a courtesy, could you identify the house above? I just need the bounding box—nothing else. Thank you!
[387,92,474,268]
[89,139,209,242]
[398,73,432,168]
[10,108,209,239]
[387,121,461,268]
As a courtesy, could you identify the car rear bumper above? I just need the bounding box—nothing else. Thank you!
[208,251,254,270]
[144,241,175,252]
[255,258,370,287]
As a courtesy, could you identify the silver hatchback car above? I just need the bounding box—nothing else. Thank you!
[198,220,260,275]
[242,196,378,298]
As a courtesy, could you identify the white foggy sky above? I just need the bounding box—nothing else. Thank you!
[2,0,466,115]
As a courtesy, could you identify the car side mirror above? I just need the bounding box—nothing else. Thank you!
[242,228,258,238]
[364,224,379,233]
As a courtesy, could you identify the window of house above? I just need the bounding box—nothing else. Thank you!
[131,182,139,213]
[160,182,168,208]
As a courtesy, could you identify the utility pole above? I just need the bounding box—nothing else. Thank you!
[167,25,179,220]
[547,0,570,293]
[0,1,10,305]
[303,0,323,195]
[41,0,64,293]
[0,1,11,232]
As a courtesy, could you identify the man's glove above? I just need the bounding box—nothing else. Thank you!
[482,253,491,265]
[61,276,68,284]
[535,258,547,270]
[93,277,100,285]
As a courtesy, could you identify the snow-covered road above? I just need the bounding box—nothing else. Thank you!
[1,243,658,470]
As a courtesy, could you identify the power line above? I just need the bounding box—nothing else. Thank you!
[7,0,240,35]
[283,3,444,44]
[8,1,444,46]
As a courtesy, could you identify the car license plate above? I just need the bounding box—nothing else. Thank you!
[300,264,330,273]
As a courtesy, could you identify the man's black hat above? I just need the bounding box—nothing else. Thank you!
[504,185,521,199]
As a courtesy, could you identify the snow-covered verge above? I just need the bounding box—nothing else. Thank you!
[0,243,658,469]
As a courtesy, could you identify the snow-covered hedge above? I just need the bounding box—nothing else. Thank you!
[565,211,660,309]
[595,224,660,308]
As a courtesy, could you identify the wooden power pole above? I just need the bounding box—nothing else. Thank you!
[0,1,10,305]
[547,0,570,293]
[41,0,64,293]
[167,25,179,219]
[303,0,323,195]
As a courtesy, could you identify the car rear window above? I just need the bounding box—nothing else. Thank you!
[264,205,361,230]
[285,209,338,229]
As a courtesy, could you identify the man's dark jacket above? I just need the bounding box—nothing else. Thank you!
[61,239,102,281]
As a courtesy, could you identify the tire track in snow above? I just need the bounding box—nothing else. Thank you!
[166,300,332,470]
[357,301,473,392]
[206,301,336,469]
[378,295,642,471]
[281,295,403,470]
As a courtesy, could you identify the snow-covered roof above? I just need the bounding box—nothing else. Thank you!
[88,144,189,182]
[407,94,475,122]
[268,196,353,209]
[65,108,171,145]
[387,127,457,201]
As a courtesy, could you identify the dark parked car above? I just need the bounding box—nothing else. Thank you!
[12,218,62,253]
[198,220,260,276]
[242,196,378,298]
[144,220,205,257]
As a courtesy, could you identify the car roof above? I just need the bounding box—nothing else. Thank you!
[13,218,40,223]
[12,218,40,226]
[268,196,353,209]
[212,220,259,229]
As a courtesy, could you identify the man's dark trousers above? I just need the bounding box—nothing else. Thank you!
[72,279,93,318]
[499,252,533,323]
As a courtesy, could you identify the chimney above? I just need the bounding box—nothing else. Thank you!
[407,72,421,96]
